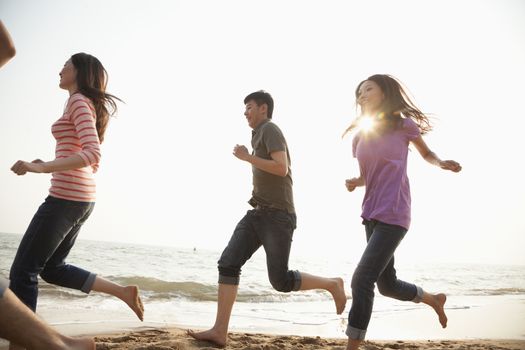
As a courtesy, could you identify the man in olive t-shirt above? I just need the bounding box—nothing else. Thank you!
[249,115,294,213]
[188,91,347,347]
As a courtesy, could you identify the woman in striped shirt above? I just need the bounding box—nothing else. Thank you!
[9,53,144,327]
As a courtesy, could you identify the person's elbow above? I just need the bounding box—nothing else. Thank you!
[276,163,288,177]
[91,150,101,164]
[0,46,16,66]
[6,44,16,59]
[83,148,101,165]
[1,43,16,60]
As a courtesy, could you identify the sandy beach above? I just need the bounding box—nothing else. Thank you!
[2,327,525,350]
[93,328,525,349]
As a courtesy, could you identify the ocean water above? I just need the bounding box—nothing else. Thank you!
[1,232,524,340]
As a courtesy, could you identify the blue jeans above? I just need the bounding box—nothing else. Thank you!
[9,196,97,311]
[346,219,423,340]
[218,208,301,292]
[0,276,8,298]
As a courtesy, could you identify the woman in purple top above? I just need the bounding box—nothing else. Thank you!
[343,74,461,350]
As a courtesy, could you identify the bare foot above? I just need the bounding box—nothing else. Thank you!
[432,293,448,328]
[187,328,227,347]
[329,278,347,315]
[62,336,96,350]
[122,286,144,321]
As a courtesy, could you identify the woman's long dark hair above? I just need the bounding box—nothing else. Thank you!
[71,53,122,143]
[343,74,432,137]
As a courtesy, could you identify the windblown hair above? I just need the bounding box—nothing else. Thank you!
[343,74,432,137]
[71,52,122,143]
[244,90,274,119]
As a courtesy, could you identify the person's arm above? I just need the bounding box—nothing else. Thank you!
[0,20,16,68]
[11,156,86,175]
[11,96,101,176]
[233,145,288,177]
[411,135,462,172]
[345,175,365,192]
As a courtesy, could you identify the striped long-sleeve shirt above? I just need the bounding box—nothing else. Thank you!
[49,93,101,202]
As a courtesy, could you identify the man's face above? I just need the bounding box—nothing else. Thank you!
[244,100,267,129]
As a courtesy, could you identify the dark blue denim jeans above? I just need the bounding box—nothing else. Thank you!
[0,276,8,298]
[346,219,423,340]
[9,196,97,311]
[218,208,301,292]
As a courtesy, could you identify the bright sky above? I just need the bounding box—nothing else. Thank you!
[1,0,524,266]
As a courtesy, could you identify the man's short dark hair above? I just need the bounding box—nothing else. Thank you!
[244,90,274,119]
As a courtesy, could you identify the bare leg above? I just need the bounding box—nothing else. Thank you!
[346,338,361,350]
[299,272,347,314]
[421,291,447,328]
[91,276,144,321]
[1,288,95,350]
[187,283,238,347]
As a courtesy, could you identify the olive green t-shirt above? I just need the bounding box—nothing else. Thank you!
[249,119,295,213]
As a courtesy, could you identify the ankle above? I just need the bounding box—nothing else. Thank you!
[347,338,362,350]
[211,324,228,336]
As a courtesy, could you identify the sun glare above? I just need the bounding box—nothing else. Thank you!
[358,116,375,132]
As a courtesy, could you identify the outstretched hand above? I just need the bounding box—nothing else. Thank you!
[11,159,45,175]
[439,160,462,173]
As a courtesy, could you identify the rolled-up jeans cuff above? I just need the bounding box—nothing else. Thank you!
[81,273,97,294]
[412,286,424,303]
[218,275,240,285]
[0,277,8,298]
[292,270,302,291]
[346,325,367,340]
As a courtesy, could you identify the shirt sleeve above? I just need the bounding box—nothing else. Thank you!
[262,123,287,154]
[403,118,421,141]
[68,95,101,171]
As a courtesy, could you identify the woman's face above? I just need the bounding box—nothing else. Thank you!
[357,80,384,115]
[59,59,77,91]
